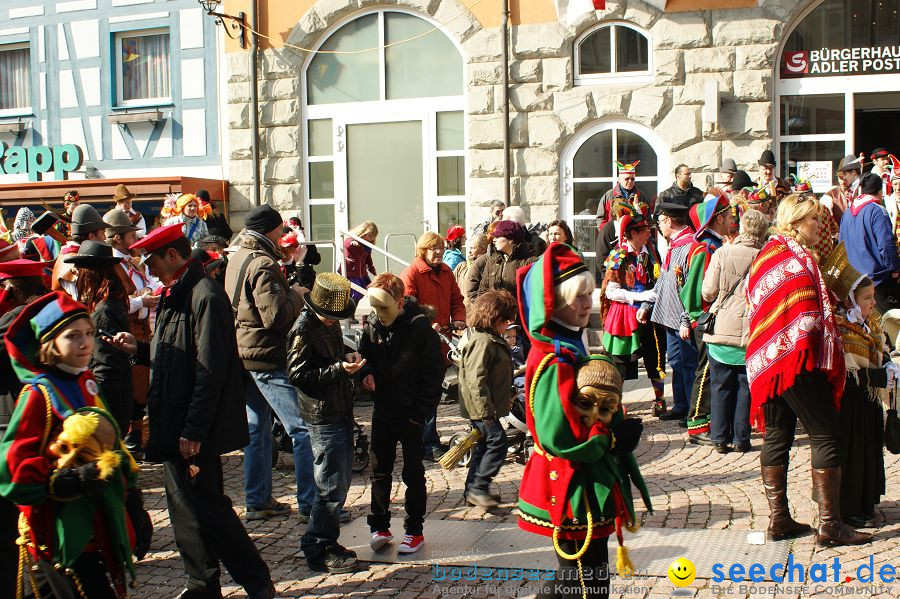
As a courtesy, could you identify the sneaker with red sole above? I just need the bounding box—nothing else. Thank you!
[398,534,424,554]
[370,530,393,551]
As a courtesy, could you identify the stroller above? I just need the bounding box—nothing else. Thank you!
[272,416,370,473]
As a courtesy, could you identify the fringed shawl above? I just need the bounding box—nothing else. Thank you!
[746,234,845,431]
[836,311,888,404]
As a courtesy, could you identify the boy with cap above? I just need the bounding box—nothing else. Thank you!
[115,223,275,599]
[638,201,698,424]
[224,203,316,523]
[839,172,900,312]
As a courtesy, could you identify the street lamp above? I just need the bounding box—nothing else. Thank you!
[197,0,247,49]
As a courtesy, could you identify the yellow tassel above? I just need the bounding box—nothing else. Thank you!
[625,521,641,534]
[95,450,122,480]
[61,412,99,446]
[616,545,635,578]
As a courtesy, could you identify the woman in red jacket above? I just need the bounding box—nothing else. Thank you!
[400,232,466,461]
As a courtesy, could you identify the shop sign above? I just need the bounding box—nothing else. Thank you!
[0,142,84,182]
[796,161,832,192]
[782,46,900,78]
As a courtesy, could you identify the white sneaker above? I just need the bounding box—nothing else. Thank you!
[370,530,393,551]
[398,534,424,554]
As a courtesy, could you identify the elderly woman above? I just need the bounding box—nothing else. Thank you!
[164,193,209,246]
[517,244,650,599]
[701,209,769,454]
[747,194,871,547]
[400,231,466,461]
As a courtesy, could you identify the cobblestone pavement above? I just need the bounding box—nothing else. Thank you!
[131,375,900,599]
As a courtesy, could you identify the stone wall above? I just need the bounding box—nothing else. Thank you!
[225,0,807,226]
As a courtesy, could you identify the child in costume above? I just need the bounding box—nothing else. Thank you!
[599,209,667,416]
[516,244,651,599]
[0,291,138,598]
[822,245,894,529]
[163,193,210,247]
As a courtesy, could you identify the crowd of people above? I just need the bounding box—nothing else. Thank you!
[0,145,897,599]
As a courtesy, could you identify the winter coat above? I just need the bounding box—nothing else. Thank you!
[138,259,249,461]
[225,232,304,371]
[656,181,704,208]
[90,298,134,433]
[343,237,375,279]
[598,184,651,227]
[701,236,761,348]
[443,248,464,271]
[287,307,354,425]
[466,243,537,304]
[459,328,513,420]
[401,257,466,329]
[358,299,444,423]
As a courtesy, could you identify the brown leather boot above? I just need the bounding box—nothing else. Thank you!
[811,467,873,546]
[761,465,811,540]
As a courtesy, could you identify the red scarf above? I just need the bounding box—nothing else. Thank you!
[663,227,694,269]
[745,235,845,431]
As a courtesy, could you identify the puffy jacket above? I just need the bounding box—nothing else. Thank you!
[701,235,761,347]
[357,299,444,423]
[459,328,514,420]
[466,242,537,304]
[225,232,304,371]
[401,257,466,328]
[138,260,249,461]
[287,307,354,425]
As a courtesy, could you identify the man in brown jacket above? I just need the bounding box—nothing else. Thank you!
[224,204,315,522]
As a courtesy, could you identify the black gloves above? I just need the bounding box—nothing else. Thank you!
[49,462,104,499]
[612,418,643,455]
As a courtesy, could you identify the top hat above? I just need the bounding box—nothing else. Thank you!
[103,208,140,236]
[304,272,356,320]
[64,240,123,267]
[113,184,135,202]
[820,242,865,301]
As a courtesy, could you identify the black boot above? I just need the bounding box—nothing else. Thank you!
[811,468,873,546]
[761,465,811,541]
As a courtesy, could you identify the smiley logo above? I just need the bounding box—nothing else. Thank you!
[667,558,696,587]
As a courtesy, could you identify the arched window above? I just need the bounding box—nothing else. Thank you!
[561,122,666,271]
[776,0,900,188]
[575,22,650,85]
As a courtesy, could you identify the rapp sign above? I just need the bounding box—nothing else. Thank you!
[0,143,84,182]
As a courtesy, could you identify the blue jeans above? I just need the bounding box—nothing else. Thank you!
[665,327,698,416]
[465,419,509,495]
[243,369,315,513]
[708,356,751,446]
[300,421,353,559]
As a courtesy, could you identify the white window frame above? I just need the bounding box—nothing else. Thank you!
[560,121,669,262]
[574,21,652,86]
[0,42,32,117]
[301,8,466,249]
[774,0,900,176]
[114,28,172,108]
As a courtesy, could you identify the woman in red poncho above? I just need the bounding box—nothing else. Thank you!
[746,193,871,547]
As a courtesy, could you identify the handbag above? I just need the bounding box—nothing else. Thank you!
[885,390,900,455]
[695,264,751,336]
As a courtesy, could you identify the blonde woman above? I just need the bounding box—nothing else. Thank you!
[747,193,870,547]
[343,221,378,301]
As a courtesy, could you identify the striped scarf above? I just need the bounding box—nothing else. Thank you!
[746,234,845,431]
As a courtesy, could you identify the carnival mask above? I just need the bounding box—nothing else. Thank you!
[574,388,620,429]
[368,287,402,327]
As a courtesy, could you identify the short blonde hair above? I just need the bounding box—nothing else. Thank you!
[415,231,445,258]
[351,221,378,239]
[739,209,770,246]
[554,270,595,310]
[775,193,819,245]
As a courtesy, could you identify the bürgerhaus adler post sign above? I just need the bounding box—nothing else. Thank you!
[783,45,900,77]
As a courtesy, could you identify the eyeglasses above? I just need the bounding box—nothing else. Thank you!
[622,177,635,182]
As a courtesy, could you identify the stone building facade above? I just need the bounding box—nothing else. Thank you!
[223,0,900,267]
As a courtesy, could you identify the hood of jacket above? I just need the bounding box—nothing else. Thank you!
[240,230,282,261]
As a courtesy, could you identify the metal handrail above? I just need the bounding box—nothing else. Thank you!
[337,229,411,274]
[382,232,418,272]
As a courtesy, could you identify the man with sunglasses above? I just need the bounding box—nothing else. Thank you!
[597,161,650,228]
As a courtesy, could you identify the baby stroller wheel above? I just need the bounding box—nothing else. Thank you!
[352,422,369,473]
[447,432,473,468]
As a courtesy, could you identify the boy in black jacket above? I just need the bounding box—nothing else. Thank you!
[358,273,443,554]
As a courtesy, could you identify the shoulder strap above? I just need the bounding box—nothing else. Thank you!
[230,251,264,313]
[713,262,752,314]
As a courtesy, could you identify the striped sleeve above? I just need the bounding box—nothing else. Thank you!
[680,243,712,323]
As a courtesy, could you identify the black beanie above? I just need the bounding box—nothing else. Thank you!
[860,172,883,196]
[245,204,283,234]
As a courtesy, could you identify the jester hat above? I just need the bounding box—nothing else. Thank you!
[517,243,589,356]
[747,181,776,205]
[889,154,900,181]
[616,160,640,175]
[618,211,650,248]
[790,173,813,193]
[689,192,730,237]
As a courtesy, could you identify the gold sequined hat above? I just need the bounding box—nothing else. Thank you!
[821,241,866,301]
[304,272,356,320]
